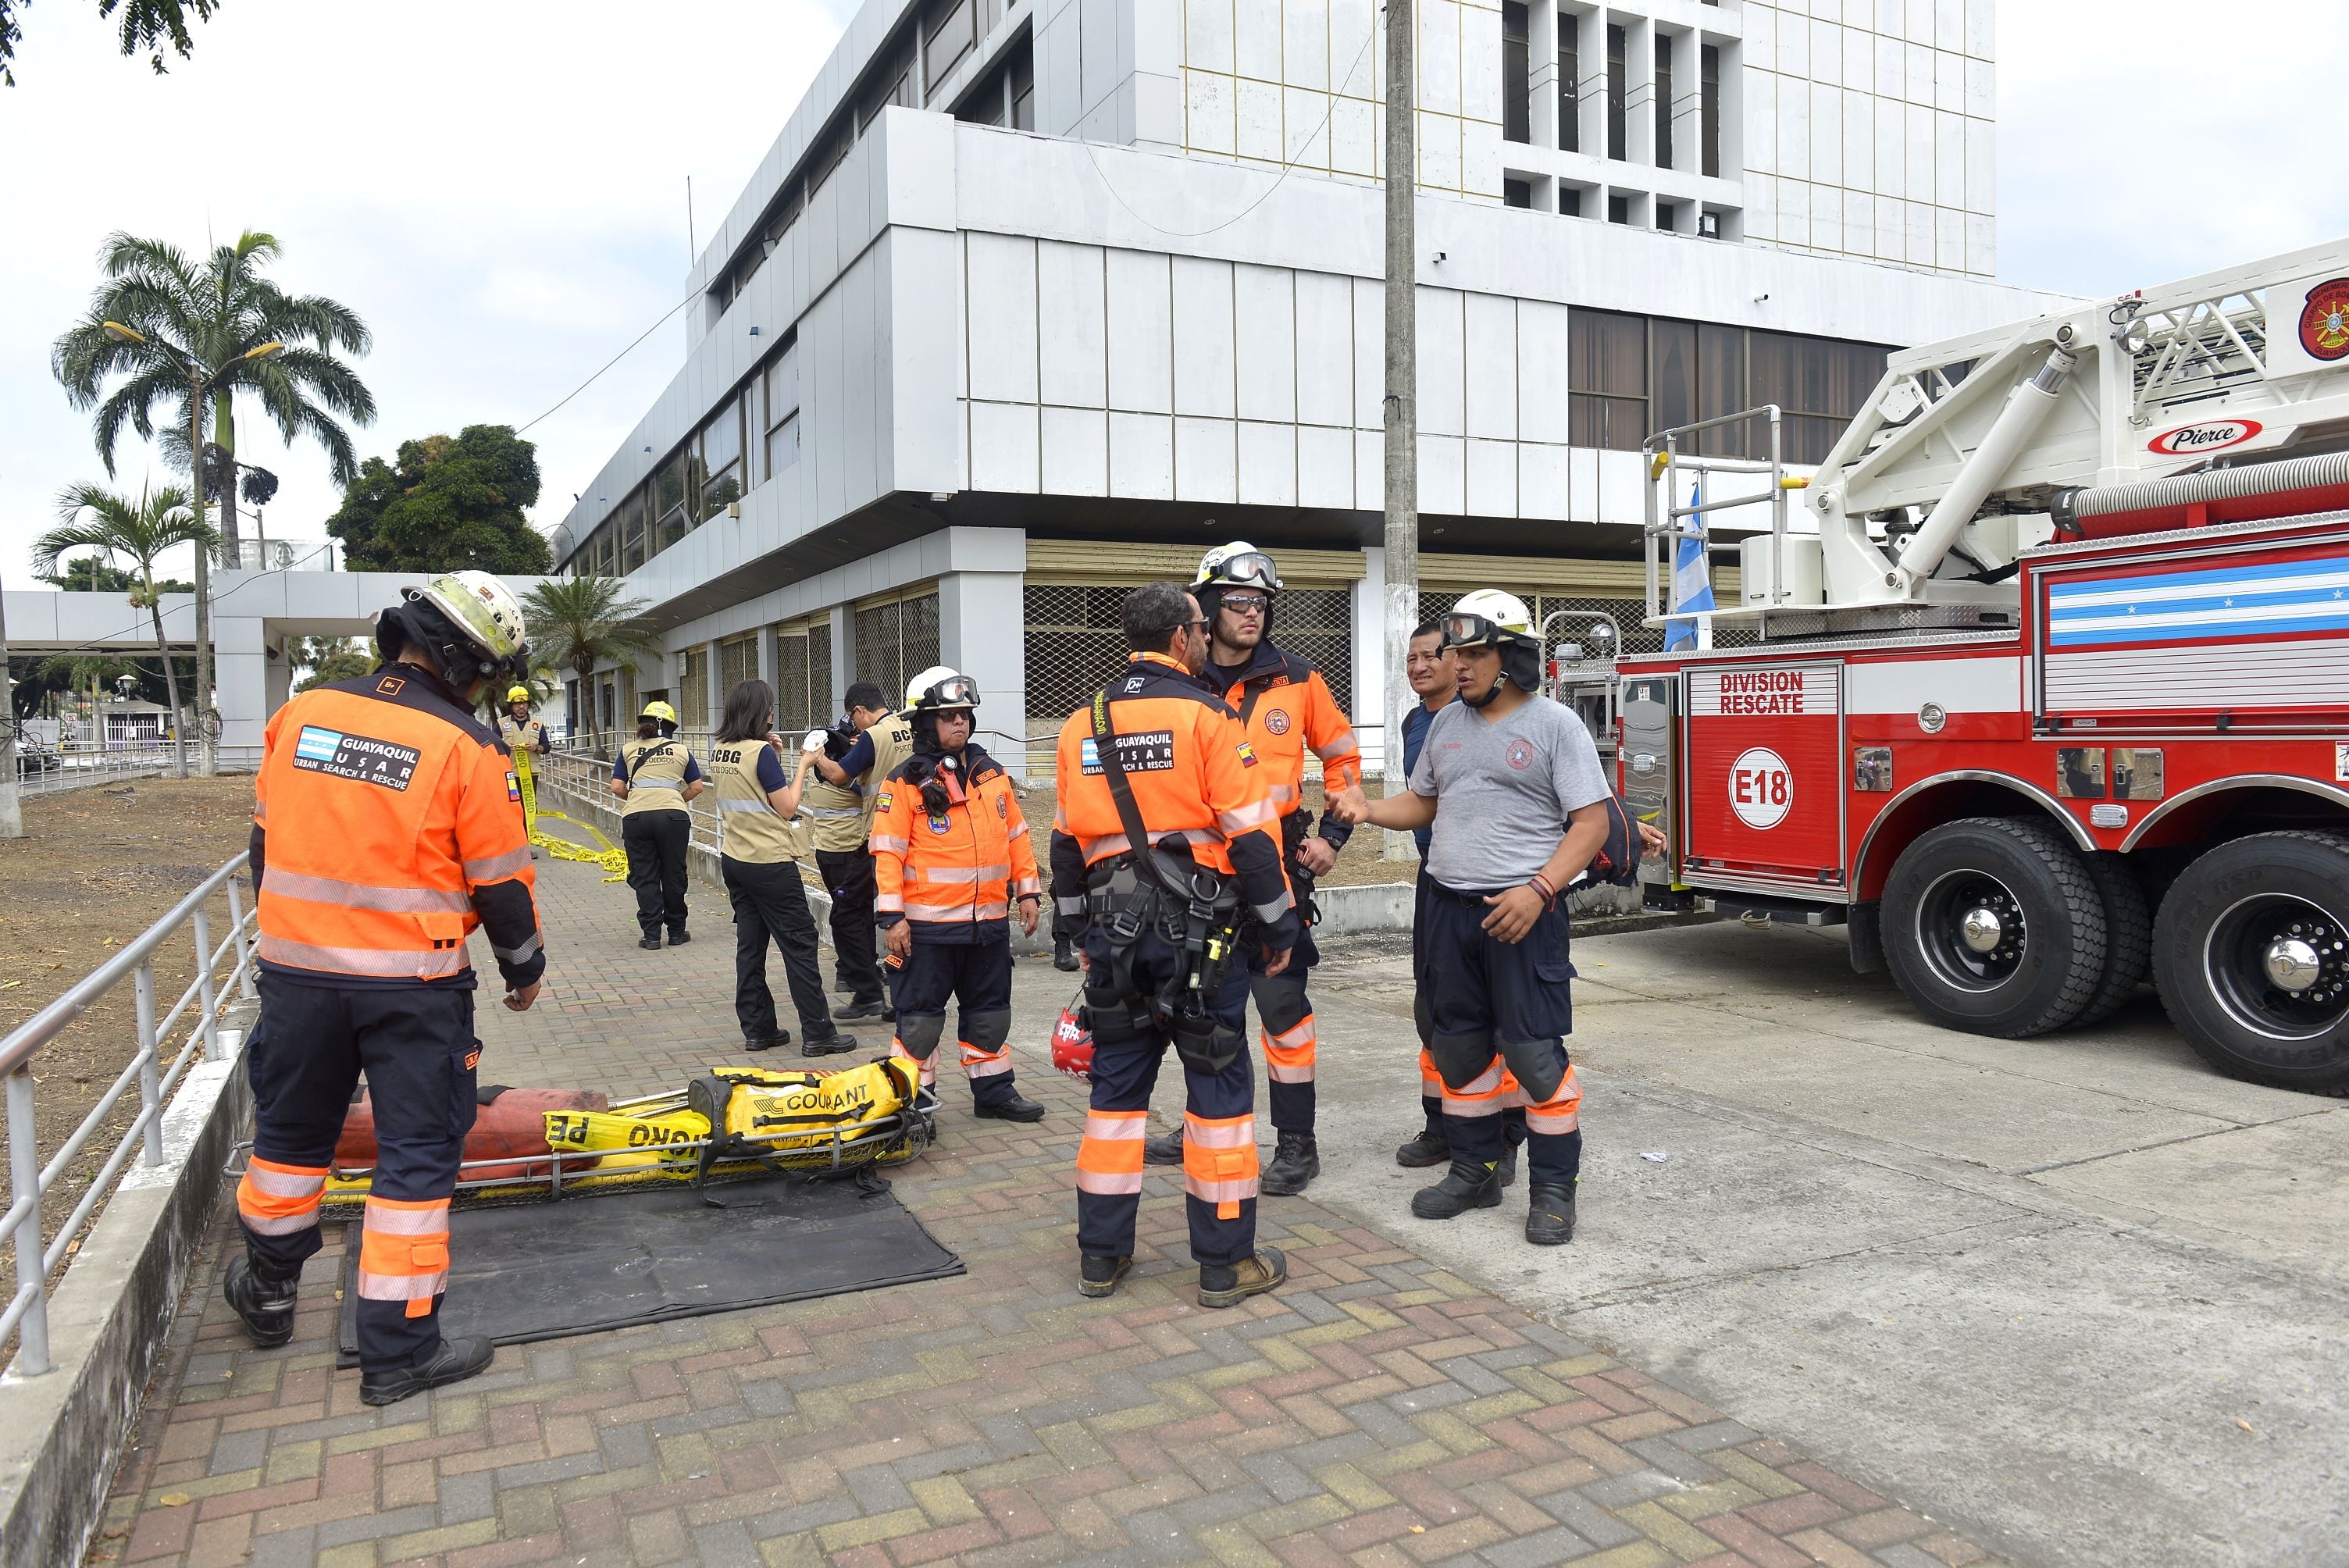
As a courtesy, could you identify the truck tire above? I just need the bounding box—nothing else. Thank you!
[2070,853,2153,1029]
[2153,832,2349,1096]
[1882,817,2108,1038]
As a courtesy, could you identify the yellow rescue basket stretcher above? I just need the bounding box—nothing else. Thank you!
[229,1059,935,1208]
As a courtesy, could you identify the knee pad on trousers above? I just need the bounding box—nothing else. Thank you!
[1428,1030,1496,1092]
[1082,988,1155,1046]
[1498,1036,1567,1104]
[1171,1010,1245,1076]
[893,1012,947,1061]
[962,1008,1012,1053]
[1247,972,1310,1035]
[1412,989,1433,1049]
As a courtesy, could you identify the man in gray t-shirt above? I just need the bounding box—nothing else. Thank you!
[1410,696,1610,890]
[1332,590,1609,1250]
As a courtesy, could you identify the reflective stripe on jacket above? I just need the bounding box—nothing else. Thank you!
[252,664,545,987]
[711,739,803,864]
[870,746,1039,932]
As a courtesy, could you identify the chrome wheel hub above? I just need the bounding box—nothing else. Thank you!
[1917,871,2027,994]
[1960,907,2005,954]
[2264,937,2323,993]
[2205,899,2349,1042]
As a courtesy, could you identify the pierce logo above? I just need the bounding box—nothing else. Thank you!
[2148,419,2261,457]
[1729,747,1792,830]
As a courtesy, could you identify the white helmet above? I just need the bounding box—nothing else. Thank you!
[905,665,979,711]
[409,570,529,665]
[1443,589,1535,645]
[1193,540,1281,593]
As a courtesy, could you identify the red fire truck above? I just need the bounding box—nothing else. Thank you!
[1616,241,2349,1095]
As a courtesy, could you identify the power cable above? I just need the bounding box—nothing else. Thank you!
[516,290,697,436]
[1078,22,1380,241]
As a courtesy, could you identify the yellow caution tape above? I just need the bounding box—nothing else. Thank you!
[516,750,629,881]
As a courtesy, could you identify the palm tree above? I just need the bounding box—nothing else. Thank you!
[34,483,217,779]
[52,230,375,561]
[521,576,661,754]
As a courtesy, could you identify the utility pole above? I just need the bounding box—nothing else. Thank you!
[1381,0,1418,857]
[191,381,216,777]
[0,570,23,839]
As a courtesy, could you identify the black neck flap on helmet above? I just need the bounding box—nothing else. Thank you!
[1443,613,1543,708]
[374,597,525,703]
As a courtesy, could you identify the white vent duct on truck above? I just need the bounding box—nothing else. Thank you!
[1894,333,2077,591]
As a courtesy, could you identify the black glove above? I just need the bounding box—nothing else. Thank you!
[822,716,857,761]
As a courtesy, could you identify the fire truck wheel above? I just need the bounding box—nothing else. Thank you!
[1882,817,2108,1039]
[2070,854,2154,1030]
[2154,832,2349,1096]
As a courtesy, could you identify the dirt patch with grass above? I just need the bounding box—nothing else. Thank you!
[0,776,257,1303]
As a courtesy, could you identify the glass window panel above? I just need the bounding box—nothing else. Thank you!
[620,491,647,572]
[700,463,742,523]
[925,0,973,88]
[766,412,800,475]
[1010,37,1034,130]
[651,450,686,520]
[1654,35,1673,168]
[1701,44,1721,177]
[766,344,800,424]
[1697,323,1748,457]
[1502,3,1529,144]
[1606,23,1627,160]
[1559,16,1578,152]
[1570,310,1646,398]
[701,395,741,476]
[1651,318,1696,439]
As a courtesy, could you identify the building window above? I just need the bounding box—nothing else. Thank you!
[678,647,710,732]
[956,32,1032,130]
[854,588,940,715]
[1560,187,1584,217]
[619,492,647,573]
[1570,308,1648,452]
[1559,15,1578,153]
[1504,177,1532,209]
[1501,3,1530,145]
[1654,34,1674,169]
[1701,45,1721,178]
[765,341,800,476]
[1656,200,1680,232]
[1607,193,1630,226]
[772,618,835,733]
[1697,323,1748,456]
[926,0,975,91]
[1606,24,1626,161]
[699,396,743,524]
[719,633,757,702]
[1750,332,1889,465]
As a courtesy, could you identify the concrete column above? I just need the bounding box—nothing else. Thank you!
[262,638,293,715]
[829,606,854,704]
[938,568,1029,782]
[1353,547,1388,779]
[704,639,725,726]
[1527,3,1557,150]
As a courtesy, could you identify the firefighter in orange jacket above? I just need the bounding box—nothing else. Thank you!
[227,571,546,1407]
[1140,543,1360,1196]
[872,666,1046,1122]
[1053,582,1296,1309]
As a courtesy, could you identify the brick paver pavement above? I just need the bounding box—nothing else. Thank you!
[94,854,2005,1568]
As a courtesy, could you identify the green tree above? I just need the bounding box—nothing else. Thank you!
[52,230,374,561]
[297,650,375,693]
[0,0,218,86]
[32,653,143,735]
[521,576,659,754]
[33,481,216,778]
[326,425,551,574]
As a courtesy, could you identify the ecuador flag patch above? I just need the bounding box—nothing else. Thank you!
[1235,741,1259,768]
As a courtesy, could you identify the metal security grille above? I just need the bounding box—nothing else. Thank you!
[808,626,833,725]
[719,634,757,703]
[774,629,812,733]
[1021,582,1360,781]
[678,648,709,730]
[853,590,939,712]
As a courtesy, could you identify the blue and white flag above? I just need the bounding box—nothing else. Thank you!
[1663,481,1715,652]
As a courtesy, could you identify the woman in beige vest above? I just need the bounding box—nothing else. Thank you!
[711,681,858,1054]
[611,700,705,949]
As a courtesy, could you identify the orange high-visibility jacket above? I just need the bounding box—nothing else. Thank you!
[251,665,547,986]
[1048,653,1297,935]
[1210,645,1362,825]
[870,743,1041,932]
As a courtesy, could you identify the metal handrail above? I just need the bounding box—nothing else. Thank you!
[2,854,258,1375]
[1643,404,1794,639]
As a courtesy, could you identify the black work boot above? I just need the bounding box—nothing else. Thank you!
[1198,1245,1286,1309]
[637,933,662,950]
[743,1028,791,1052]
[1143,1131,1183,1167]
[1395,1126,1449,1167]
[1525,1184,1577,1246]
[668,928,691,946]
[1078,1254,1132,1299]
[1495,1141,1520,1188]
[800,1028,857,1057]
[975,1091,1046,1123]
[359,1335,496,1407]
[1260,1131,1320,1196]
[833,999,886,1021]
[1053,934,1080,972]
[223,1253,299,1348]
[1410,1160,1502,1220]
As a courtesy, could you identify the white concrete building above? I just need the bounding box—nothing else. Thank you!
[547,0,2050,773]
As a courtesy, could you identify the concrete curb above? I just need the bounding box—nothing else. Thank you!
[0,1013,253,1568]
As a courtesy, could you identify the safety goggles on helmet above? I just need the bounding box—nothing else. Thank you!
[913,674,979,711]
[1202,551,1280,590]
[1442,612,1517,651]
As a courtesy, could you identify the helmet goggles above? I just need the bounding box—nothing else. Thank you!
[918,674,980,710]
[1211,551,1281,590]
[1442,612,1513,651]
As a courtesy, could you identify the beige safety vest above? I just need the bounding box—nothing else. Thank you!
[711,739,803,863]
[618,736,691,816]
[862,714,914,836]
[498,715,547,753]
[802,774,868,855]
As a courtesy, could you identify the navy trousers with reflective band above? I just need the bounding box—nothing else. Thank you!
[242,973,478,1372]
[723,857,832,1038]
[1419,889,1584,1188]
[1412,867,1527,1146]
[622,809,690,935]
[888,934,1019,1107]
[816,847,886,1005]
[1076,921,1256,1268]
[1244,920,1319,1134]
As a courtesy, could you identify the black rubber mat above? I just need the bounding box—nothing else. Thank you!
[334,1174,961,1365]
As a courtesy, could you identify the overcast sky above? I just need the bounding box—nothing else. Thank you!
[0,0,2340,593]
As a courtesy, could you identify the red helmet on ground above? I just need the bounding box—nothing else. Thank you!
[1050,993,1093,1078]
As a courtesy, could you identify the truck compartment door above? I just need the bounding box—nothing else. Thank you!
[1684,665,1845,889]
